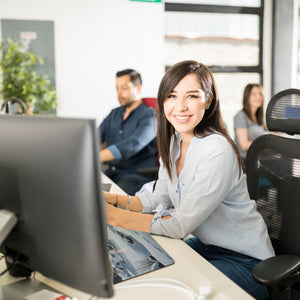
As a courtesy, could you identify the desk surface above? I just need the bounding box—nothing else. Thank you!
[0,174,254,300]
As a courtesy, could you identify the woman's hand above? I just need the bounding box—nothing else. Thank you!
[103,191,116,205]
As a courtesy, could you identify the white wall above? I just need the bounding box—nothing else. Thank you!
[0,0,165,124]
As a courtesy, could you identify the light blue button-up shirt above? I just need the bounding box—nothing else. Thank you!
[137,133,274,260]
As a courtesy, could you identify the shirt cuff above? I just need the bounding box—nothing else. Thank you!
[107,145,122,160]
[150,204,173,235]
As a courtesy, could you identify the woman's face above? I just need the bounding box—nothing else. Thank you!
[163,73,210,139]
[249,86,264,110]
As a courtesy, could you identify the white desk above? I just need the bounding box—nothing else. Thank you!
[0,175,254,300]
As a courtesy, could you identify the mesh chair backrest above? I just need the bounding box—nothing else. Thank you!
[266,88,300,135]
[246,88,300,256]
[246,134,300,256]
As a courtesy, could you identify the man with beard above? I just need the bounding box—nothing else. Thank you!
[99,69,157,194]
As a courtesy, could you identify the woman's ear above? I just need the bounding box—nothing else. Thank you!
[205,93,213,109]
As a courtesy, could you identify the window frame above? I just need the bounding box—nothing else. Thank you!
[164,1,264,83]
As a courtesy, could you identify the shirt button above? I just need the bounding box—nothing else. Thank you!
[112,166,116,171]
[176,190,178,193]
[119,130,123,134]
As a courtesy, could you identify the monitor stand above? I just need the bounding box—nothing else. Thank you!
[0,210,66,299]
[0,278,66,299]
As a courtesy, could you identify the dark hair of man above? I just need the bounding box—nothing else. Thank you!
[156,60,243,179]
[242,83,264,125]
[116,69,142,86]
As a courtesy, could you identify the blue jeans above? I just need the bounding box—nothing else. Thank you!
[184,236,269,300]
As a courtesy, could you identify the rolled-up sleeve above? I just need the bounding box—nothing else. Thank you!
[107,145,122,160]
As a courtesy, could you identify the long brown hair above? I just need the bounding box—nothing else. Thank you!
[156,60,243,179]
[242,83,264,124]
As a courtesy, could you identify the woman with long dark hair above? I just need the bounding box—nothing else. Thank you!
[105,61,274,300]
[234,83,266,162]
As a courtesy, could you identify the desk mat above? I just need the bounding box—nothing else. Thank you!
[107,225,174,284]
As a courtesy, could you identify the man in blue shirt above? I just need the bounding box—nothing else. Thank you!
[99,69,158,195]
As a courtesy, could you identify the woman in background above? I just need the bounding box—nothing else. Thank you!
[105,61,274,300]
[234,83,266,162]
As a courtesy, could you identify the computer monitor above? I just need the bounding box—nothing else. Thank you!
[0,115,113,298]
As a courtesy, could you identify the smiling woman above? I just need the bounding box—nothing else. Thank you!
[163,75,211,141]
[104,60,275,300]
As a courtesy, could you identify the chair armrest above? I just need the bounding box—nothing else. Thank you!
[252,255,300,286]
[136,167,159,179]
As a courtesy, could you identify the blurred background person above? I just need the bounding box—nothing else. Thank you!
[234,83,266,165]
[99,69,158,195]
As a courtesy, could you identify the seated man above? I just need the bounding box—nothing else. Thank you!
[99,69,158,195]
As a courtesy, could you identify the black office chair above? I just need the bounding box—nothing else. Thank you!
[245,88,300,300]
[136,97,159,181]
[1,97,27,114]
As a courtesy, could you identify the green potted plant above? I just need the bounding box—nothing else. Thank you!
[0,38,56,115]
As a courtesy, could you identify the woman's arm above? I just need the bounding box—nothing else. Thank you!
[104,191,171,232]
[105,203,153,232]
[103,191,143,212]
[235,127,252,151]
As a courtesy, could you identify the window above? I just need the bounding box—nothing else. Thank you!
[164,0,264,137]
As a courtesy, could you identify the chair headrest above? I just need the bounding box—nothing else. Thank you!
[266,88,300,135]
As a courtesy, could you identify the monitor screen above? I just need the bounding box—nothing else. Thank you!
[0,115,113,298]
